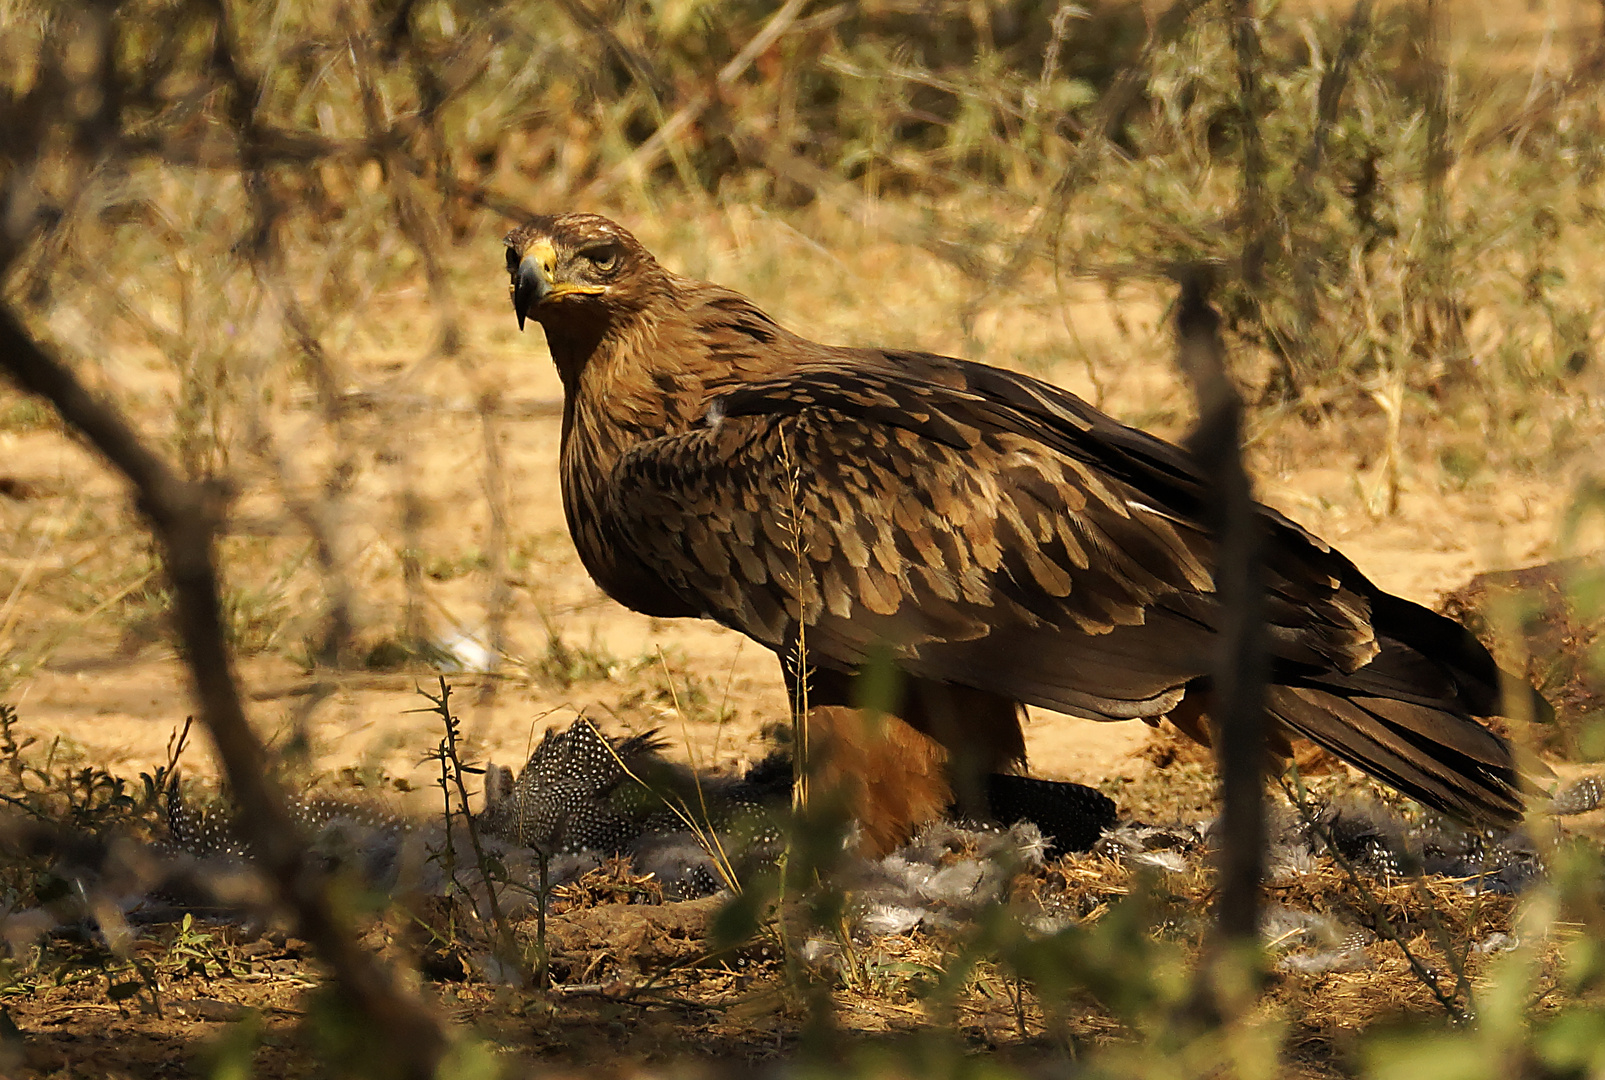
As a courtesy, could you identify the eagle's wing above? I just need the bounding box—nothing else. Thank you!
[927,351,1520,719]
[605,354,1528,824]
[607,355,1365,719]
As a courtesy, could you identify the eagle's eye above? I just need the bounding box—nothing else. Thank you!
[505,247,519,276]
[579,243,621,273]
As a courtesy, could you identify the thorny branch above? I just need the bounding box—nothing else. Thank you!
[422,677,524,983]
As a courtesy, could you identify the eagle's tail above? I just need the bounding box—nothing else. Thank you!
[1266,680,1528,828]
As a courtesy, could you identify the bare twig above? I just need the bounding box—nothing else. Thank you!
[1280,773,1468,1020]
[548,0,672,100]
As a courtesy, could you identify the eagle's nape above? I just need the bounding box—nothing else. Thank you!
[502,212,1550,846]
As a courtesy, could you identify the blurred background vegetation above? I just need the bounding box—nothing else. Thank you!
[2,0,1605,1076]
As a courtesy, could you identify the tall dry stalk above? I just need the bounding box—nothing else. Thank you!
[777,430,812,814]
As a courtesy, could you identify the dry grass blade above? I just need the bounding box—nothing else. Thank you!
[590,704,744,898]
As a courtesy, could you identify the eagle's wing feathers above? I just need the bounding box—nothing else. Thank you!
[607,361,1383,723]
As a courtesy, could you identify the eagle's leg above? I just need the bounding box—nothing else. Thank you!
[784,662,1027,851]
[802,705,953,856]
[1161,680,1297,764]
[897,678,1028,817]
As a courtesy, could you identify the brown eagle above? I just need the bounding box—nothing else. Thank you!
[503,212,1541,841]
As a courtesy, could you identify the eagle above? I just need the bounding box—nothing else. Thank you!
[503,211,1542,845]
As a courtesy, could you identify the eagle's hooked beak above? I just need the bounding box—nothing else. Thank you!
[511,240,557,331]
[513,257,545,331]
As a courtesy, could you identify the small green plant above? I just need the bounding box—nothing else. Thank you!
[163,914,235,981]
[0,396,54,433]
[528,632,620,689]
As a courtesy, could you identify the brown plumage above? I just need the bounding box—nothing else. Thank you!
[804,706,953,856]
[503,212,1546,837]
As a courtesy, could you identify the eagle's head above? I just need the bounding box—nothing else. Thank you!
[502,213,660,332]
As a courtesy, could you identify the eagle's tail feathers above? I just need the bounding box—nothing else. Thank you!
[1266,684,1526,827]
